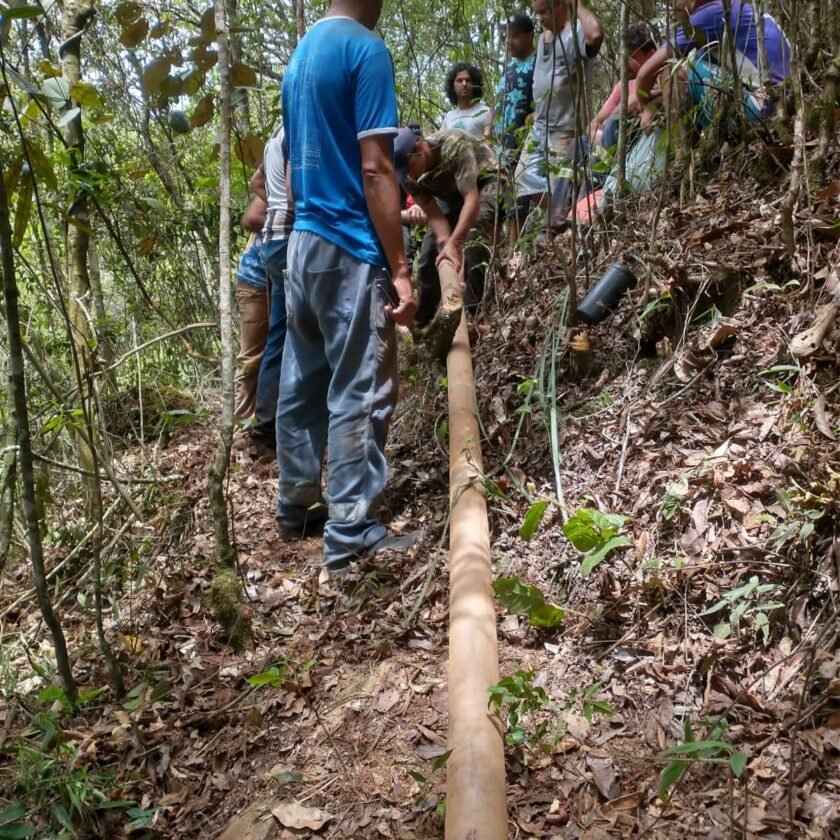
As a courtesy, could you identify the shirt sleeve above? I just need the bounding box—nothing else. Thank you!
[672,3,722,55]
[355,42,399,139]
[602,83,622,117]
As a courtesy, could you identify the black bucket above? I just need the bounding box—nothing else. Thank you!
[576,264,637,325]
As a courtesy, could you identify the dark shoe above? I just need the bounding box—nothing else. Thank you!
[277,507,328,541]
[326,529,424,575]
[251,432,276,463]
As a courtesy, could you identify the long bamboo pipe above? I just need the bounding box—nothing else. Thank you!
[440,261,507,839]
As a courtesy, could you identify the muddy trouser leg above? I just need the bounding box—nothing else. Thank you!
[234,279,269,421]
[463,184,500,317]
[414,228,441,329]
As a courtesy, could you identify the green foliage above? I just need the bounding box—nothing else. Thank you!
[519,500,549,541]
[488,671,551,750]
[10,711,145,836]
[488,673,615,756]
[247,662,288,689]
[699,575,782,643]
[562,507,632,577]
[580,681,615,725]
[658,717,747,804]
[493,577,564,629]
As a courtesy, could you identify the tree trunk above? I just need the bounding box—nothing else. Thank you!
[208,0,235,568]
[0,382,16,575]
[614,1,631,204]
[60,0,97,479]
[207,0,246,649]
[780,0,805,255]
[296,0,305,41]
[0,158,78,704]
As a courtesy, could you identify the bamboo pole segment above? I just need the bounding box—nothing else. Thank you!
[440,261,507,839]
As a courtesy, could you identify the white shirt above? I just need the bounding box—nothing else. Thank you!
[441,101,490,140]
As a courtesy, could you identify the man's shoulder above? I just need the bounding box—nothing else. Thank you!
[689,0,725,26]
[310,16,389,51]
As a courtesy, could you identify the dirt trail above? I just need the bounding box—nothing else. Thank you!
[3,170,839,839]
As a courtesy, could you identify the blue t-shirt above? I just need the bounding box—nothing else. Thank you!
[671,1,791,86]
[493,55,535,152]
[282,17,399,267]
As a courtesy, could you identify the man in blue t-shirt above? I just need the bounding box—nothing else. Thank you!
[634,0,791,130]
[278,0,418,572]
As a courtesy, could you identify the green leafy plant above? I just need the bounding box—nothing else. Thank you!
[519,500,549,541]
[699,575,782,642]
[658,716,746,804]
[493,577,564,629]
[488,670,552,751]
[13,712,142,837]
[562,506,632,576]
[579,682,616,724]
[399,749,452,820]
[0,802,35,839]
[488,673,615,757]
[757,363,801,395]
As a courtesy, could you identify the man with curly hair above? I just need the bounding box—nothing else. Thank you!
[441,62,492,141]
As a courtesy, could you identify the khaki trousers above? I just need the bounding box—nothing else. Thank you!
[234,280,269,421]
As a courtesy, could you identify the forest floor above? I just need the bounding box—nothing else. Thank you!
[2,154,840,839]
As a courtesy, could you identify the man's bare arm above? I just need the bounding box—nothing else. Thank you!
[634,45,669,105]
[251,167,267,203]
[359,134,416,326]
[241,197,266,232]
[576,2,603,50]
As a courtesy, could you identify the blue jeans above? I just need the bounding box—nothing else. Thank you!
[254,239,289,440]
[276,231,398,567]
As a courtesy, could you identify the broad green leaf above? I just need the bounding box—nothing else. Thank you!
[431,749,453,771]
[579,535,631,577]
[56,106,81,127]
[41,76,69,108]
[658,759,687,803]
[160,74,185,98]
[51,803,73,832]
[191,45,218,71]
[37,58,62,78]
[190,94,214,127]
[562,508,601,551]
[234,134,265,168]
[0,804,26,823]
[0,824,36,839]
[12,173,32,248]
[69,81,102,107]
[660,739,735,757]
[24,141,57,191]
[493,577,564,628]
[230,63,258,87]
[519,500,548,541]
[150,680,171,702]
[247,665,284,687]
[729,752,747,777]
[1,6,42,20]
[699,598,729,616]
[120,17,149,47]
[115,1,142,25]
